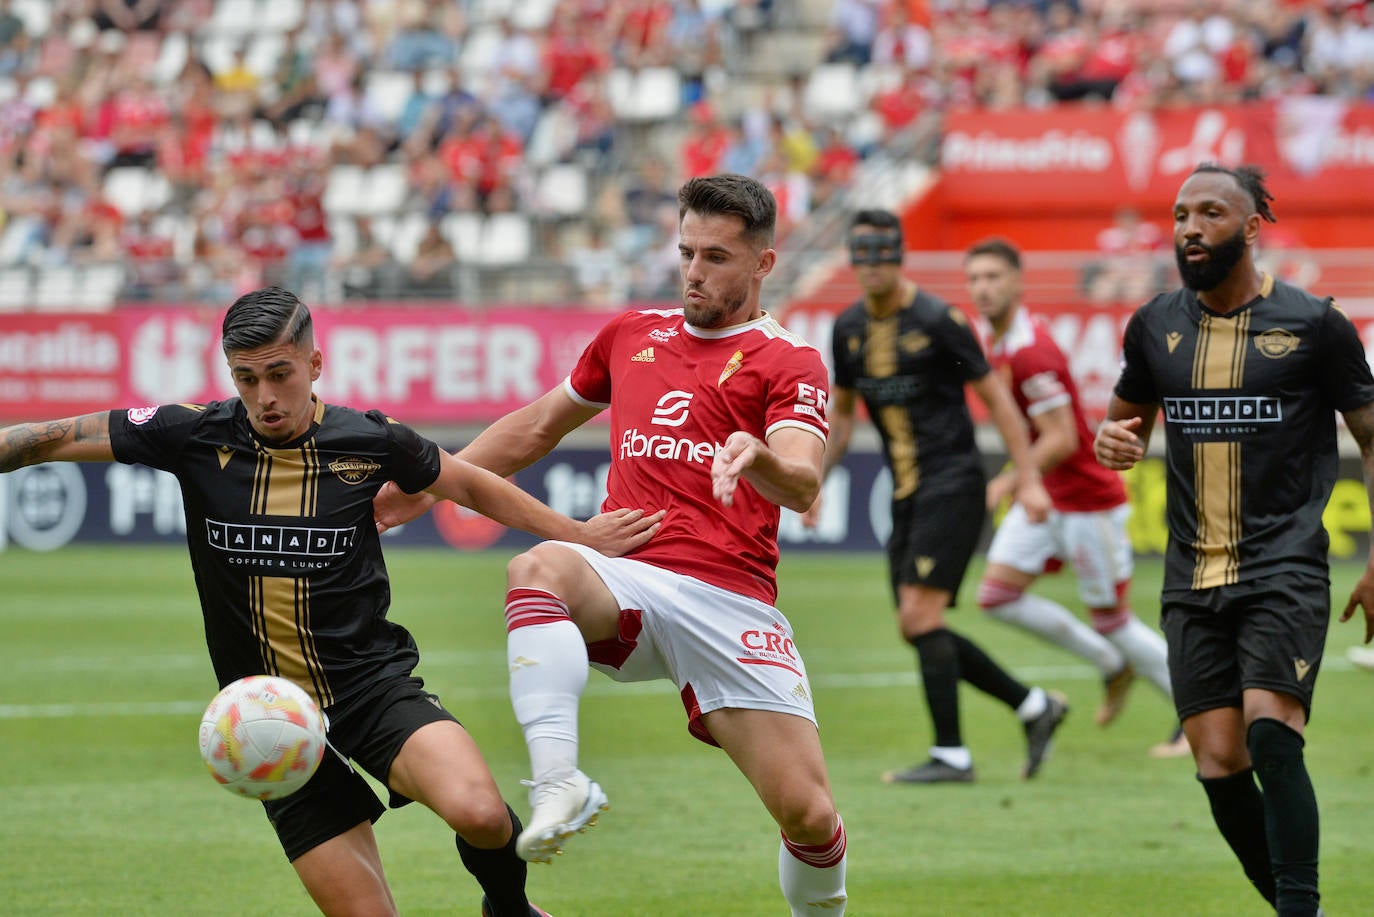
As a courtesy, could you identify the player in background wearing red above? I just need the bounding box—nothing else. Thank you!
[966,237,1187,758]
[376,174,848,916]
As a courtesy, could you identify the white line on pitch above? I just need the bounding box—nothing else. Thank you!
[0,659,1359,720]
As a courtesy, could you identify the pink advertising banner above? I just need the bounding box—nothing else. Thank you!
[0,305,620,424]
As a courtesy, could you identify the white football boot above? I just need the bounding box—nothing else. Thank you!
[516,769,609,863]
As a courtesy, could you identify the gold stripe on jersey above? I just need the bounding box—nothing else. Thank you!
[1189,309,1250,588]
[254,575,332,708]
[1192,309,1251,389]
[251,449,270,516]
[865,313,921,498]
[250,576,276,672]
[878,405,919,499]
[1193,441,1241,589]
[294,577,332,708]
[259,445,313,517]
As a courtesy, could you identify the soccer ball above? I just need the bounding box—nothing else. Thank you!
[198,675,327,801]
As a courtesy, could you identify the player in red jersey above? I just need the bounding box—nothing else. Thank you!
[966,238,1186,757]
[376,174,848,915]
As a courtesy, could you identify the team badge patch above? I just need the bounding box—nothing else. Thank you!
[127,406,159,425]
[328,457,382,484]
[1255,328,1298,358]
[718,350,744,386]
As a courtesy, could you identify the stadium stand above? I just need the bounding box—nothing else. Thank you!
[0,0,1367,312]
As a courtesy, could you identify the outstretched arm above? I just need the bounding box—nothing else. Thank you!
[0,413,115,472]
[1340,400,1374,642]
[423,451,661,556]
[375,386,602,533]
[457,386,603,476]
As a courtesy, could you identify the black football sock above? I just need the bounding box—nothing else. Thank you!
[948,629,1030,710]
[455,804,530,917]
[1198,768,1278,907]
[1248,718,1320,917]
[910,628,963,748]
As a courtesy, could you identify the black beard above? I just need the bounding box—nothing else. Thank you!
[1175,228,1247,292]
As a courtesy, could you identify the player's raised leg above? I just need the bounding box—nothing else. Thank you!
[705,707,848,916]
[503,543,620,863]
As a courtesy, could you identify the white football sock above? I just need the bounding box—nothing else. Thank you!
[505,590,588,784]
[779,817,847,916]
[930,745,973,770]
[1017,686,1048,722]
[1105,615,1172,698]
[989,593,1125,675]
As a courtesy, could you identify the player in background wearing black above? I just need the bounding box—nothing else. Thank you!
[803,209,1068,784]
[1096,164,1374,917]
[0,286,662,917]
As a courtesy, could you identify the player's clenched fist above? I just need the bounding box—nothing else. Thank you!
[1094,417,1145,471]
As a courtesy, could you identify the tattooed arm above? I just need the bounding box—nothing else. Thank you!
[0,412,115,473]
[1339,401,1374,642]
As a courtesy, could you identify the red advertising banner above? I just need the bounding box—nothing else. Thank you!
[8,300,1373,427]
[0,305,619,424]
[940,99,1374,213]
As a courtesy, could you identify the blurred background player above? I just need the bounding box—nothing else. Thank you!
[804,208,1066,785]
[1096,164,1374,917]
[965,236,1187,759]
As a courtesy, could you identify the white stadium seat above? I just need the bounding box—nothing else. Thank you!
[607,67,681,123]
[535,164,589,217]
[364,71,415,125]
[803,63,861,122]
[441,212,484,261]
[478,213,532,266]
[0,267,31,310]
[323,165,365,216]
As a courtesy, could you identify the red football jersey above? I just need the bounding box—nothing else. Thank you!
[567,308,829,604]
[986,308,1127,512]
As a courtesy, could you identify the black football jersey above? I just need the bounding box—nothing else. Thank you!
[1115,275,1374,592]
[831,289,989,499]
[109,397,442,710]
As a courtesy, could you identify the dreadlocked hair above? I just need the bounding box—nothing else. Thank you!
[1192,162,1277,223]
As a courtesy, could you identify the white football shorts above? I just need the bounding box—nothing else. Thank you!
[546,541,817,745]
[985,502,1134,607]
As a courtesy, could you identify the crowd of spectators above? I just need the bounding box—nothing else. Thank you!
[831,1,1374,118]
[0,0,1368,309]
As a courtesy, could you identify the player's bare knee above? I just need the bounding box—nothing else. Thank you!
[449,794,515,848]
[777,796,839,846]
[976,578,1022,612]
[505,544,569,592]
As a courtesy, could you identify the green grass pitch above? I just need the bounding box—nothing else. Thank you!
[3,546,1372,916]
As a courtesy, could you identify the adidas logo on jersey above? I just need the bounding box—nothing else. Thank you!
[632,347,656,363]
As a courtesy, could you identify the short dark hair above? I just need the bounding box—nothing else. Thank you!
[849,209,903,241]
[1191,162,1277,223]
[965,237,1021,270]
[678,174,776,249]
[221,286,313,353]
